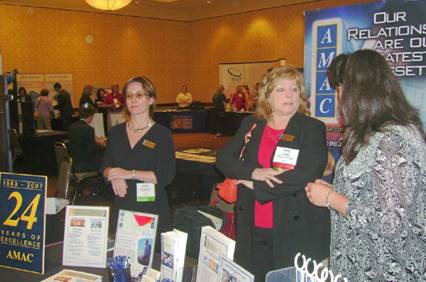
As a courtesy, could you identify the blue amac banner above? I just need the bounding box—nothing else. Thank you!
[304,0,426,126]
[0,172,46,274]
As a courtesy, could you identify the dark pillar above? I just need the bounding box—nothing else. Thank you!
[0,75,13,172]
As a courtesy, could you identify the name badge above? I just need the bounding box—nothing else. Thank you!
[136,183,155,202]
[272,146,299,171]
[143,140,156,149]
[281,134,295,142]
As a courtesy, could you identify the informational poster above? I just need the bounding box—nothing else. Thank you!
[219,60,281,96]
[113,210,158,278]
[16,74,45,94]
[196,226,235,282]
[0,172,46,274]
[62,205,109,269]
[304,0,426,126]
[218,255,254,282]
[16,73,74,102]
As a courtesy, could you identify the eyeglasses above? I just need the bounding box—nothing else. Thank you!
[125,93,147,100]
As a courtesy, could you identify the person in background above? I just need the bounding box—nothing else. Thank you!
[34,89,53,130]
[212,84,228,137]
[176,84,193,109]
[68,104,104,173]
[102,76,175,243]
[217,65,329,281]
[305,49,426,281]
[17,87,29,103]
[53,82,73,131]
[230,85,248,111]
[79,85,97,109]
[104,84,124,111]
[95,88,106,107]
[28,90,40,111]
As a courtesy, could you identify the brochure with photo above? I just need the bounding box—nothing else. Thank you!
[113,210,158,278]
[195,226,235,282]
[160,229,188,282]
[218,255,254,282]
[62,206,109,268]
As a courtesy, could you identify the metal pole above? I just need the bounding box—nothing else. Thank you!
[0,75,13,171]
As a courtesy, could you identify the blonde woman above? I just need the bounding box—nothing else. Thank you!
[217,65,329,281]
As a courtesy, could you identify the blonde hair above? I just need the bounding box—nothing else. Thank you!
[256,65,310,120]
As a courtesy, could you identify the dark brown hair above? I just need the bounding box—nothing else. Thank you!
[327,53,350,89]
[340,49,425,163]
[123,76,157,119]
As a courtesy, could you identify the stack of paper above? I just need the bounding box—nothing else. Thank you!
[160,229,188,282]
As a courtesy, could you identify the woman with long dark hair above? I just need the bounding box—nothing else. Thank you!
[306,49,426,280]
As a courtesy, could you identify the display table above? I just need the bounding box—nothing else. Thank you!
[167,149,224,205]
[21,130,69,176]
[222,111,252,135]
[0,242,196,281]
[153,109,208,133]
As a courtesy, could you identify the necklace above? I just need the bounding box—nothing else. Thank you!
[128,120,154,133]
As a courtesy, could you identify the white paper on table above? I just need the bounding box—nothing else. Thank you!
[160,229,188,282]
[41,269,102,282]
[218,255,254,282]
[62,206,109,268]
[195,226,235,282]
[113,209,158,278]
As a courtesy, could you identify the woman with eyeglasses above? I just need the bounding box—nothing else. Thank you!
[102,76,176,241]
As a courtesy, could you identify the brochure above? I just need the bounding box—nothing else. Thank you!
[113,210,158,278]
[195,226,235,282]
[62,206,109,268]
[218,255,254,282]
[41,269,102,282]
[160,229,188,282]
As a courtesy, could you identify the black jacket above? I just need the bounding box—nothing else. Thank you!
[54,89,73,119]
[68,120,100,172]
[216,113,330,270]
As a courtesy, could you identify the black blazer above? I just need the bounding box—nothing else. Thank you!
[68,120,100,172]
[216,113,330,270]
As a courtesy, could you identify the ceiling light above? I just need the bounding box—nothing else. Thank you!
[85,0,132,11]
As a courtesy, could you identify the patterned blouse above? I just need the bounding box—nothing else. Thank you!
[330,125,426,281]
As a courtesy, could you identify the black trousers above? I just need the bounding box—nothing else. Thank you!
[252,227,274,282]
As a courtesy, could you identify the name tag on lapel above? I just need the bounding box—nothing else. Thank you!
[143,139,156,149]
[281,134,295,142]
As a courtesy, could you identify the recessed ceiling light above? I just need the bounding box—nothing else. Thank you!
[151,0,178,3]
[206,0,211,3]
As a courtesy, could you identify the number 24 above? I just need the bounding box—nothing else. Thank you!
[3,192,40,230]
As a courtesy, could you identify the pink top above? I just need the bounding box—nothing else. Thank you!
[231,93,247,111]
[35,96,53,118]
[254,125,284,228]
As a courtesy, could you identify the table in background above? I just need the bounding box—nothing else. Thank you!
[153,110,208,133]
[167,148,224,205]
[207,110,252,136]
[21,130,68,176]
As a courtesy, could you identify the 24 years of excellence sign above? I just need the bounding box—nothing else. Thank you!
[0,172,46,274]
